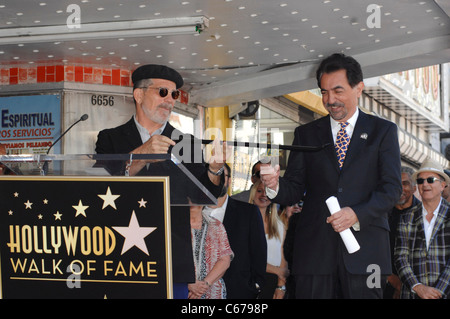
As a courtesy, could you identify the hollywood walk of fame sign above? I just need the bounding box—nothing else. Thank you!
[0,176,172,299]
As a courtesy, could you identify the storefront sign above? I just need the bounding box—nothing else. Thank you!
[0,94,61,154]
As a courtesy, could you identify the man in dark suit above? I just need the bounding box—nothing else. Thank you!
[95,64,226,298]
[385,166,420,299]
[203,163,267,298]
[261,53,402,298]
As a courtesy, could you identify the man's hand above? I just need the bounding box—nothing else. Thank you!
[139,135,175,156]
[326,206,358,233]
[126,135,175,176]
[413,284,442,299]
[260,164,280,191]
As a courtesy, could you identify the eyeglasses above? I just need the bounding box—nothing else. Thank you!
[416,177,443,185]
[141,87,180,100]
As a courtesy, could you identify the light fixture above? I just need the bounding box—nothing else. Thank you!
[0,16,209,45]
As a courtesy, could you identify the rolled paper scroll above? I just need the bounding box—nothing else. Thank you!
[325,196,360,254]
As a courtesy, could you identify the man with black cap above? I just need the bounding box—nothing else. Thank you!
[95,64,227,298]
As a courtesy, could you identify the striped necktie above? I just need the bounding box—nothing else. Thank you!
[335,122,350,169]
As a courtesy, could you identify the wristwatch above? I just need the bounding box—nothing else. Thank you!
[276,285,286,292]
[208,165,224,176]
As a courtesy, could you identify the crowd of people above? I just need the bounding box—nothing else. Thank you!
[185,52,449,299]
[188,153,450,299]
[2,53,448,300]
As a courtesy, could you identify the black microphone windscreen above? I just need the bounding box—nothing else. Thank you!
[80,114,89,121]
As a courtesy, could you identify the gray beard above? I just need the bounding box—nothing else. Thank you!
[143,103,172,125]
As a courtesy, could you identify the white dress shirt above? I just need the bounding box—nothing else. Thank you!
[329,108,359,143]
[265,108,361,231]
[203,195,228,223]
[422,199,441,250]
[266,108,359,198]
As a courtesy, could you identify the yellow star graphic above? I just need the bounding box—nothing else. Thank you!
[98,186,120,210]
[112,211,156,255]
[24,200,33,209]
[73,200,89,217]
[54,211,63,220]
[138,198,147,208]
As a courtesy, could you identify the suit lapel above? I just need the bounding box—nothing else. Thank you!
[222,197,236,227]
[316,116,339,172]
[122,117,144,149]
[413,207,427,249]
[429,200,450,245]
[341,110,369,170]
[315,113,369,172]
[161,122,176,138]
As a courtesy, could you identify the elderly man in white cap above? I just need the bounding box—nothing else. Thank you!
[395,158,450,299]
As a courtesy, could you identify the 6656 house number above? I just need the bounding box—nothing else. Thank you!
[91,95,115,107]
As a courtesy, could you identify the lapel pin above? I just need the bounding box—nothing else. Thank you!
[360,133,368,140]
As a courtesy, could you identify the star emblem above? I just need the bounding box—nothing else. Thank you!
[138,198,147,208]
[24,200,33,209]
[98,187,120,210]
[54,211,63,220]
[73,200,89,217]
[113,211,156,255]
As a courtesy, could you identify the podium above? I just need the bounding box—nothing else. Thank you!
[0,154,217,299]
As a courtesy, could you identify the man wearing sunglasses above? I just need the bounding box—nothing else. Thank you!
[95,64,226,299]
[395,158,450,299]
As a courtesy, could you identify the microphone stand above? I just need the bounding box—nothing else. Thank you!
[174,137,330,152]
[42,114,88,175]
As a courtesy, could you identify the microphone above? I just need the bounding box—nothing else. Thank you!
[46,114,88,155]
[42,114,88,175]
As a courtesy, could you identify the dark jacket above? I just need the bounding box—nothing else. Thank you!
[95,117,222,283]
[222,197,267,298]
[273,111,402,276]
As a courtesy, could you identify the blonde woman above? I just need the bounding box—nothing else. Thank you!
[249,180,289,299]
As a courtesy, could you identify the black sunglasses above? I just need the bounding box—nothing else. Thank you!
[416,177,443,185]
[141,87,180,100]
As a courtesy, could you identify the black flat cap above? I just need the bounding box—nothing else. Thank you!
[132,64,184,89]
